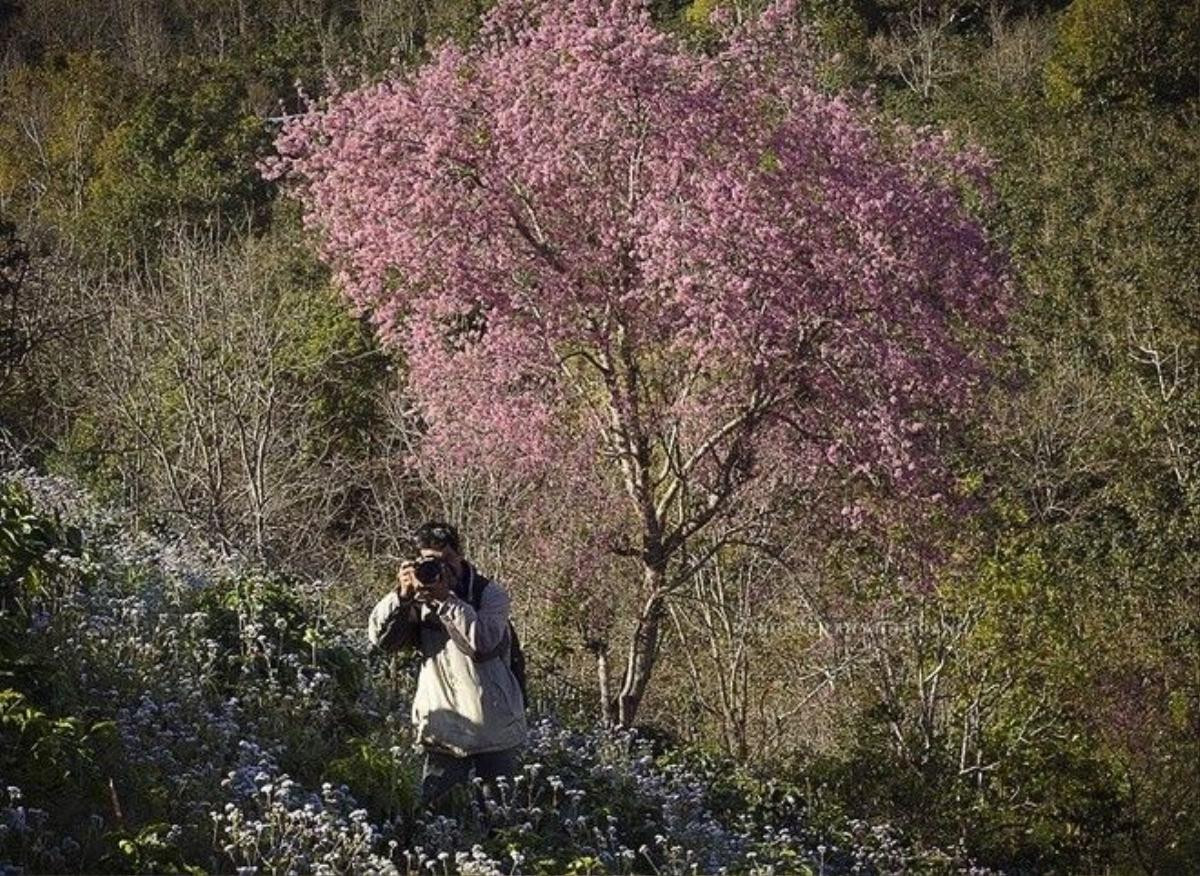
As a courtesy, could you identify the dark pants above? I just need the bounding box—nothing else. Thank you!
[420,746,521,811]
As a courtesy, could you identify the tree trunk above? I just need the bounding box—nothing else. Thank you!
[595,645,614,726]
[584,632,616,726]
[615,566,667,727]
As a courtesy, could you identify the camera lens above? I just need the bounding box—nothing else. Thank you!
[414,557,442,584]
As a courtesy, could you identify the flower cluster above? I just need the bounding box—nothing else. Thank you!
[212,743,398,875]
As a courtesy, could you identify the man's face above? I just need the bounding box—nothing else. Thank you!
[420,545,463,582]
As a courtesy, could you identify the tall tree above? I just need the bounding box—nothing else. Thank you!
[265,0,1012,726]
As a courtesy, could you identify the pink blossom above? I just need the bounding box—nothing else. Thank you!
[264,0,1012,569]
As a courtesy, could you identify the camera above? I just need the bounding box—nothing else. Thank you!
[413,556,443,585]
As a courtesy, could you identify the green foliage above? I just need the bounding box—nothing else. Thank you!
[944,548,1134,869]
[324,732,423,823]
[266,215,389,461]
[249,14,353,98]
[0,483,120,840]
[654,742,810,828]
[805,0,873,88]
[105,822,206,875]
[82,56,272,253]
[0,482,87,701]
[0,481,80,595]
[44,415,125,505]
[0,689,118,809]
[0,503,49,691]
[427,0,496,47]
[197,570,362,698]
[0,52,133,225]
[192,569,370,785]
[1045,0,1200,109]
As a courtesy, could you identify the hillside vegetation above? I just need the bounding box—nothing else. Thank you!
[1,0,1197,873]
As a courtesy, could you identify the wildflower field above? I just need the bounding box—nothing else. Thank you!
[1,468,992,875]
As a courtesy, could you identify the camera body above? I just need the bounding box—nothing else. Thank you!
[413,556,444,585]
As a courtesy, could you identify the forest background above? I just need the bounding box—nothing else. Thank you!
[0,0,1197,873]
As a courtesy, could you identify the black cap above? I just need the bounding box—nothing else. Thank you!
[415,521,461,554]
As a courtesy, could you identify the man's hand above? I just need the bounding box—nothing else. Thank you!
[396,563,421,601]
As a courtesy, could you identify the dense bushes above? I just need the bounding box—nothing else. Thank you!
[81,57,274,256]
[1,468,373,870]
[1044,0,1200,109]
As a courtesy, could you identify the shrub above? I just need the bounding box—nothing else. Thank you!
[1045,0,1200,109]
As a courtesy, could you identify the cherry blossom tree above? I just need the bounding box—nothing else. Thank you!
[263,0,1012,726]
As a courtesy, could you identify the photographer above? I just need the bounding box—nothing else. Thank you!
[367,521,527,810]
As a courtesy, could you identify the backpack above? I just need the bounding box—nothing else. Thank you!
[466,574,529,710]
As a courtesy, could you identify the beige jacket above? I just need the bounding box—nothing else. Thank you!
[367,563,527,757]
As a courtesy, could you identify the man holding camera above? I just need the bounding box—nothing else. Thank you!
[367,521,527,809]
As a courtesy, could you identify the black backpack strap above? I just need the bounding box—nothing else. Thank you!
[467,565,488,610]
